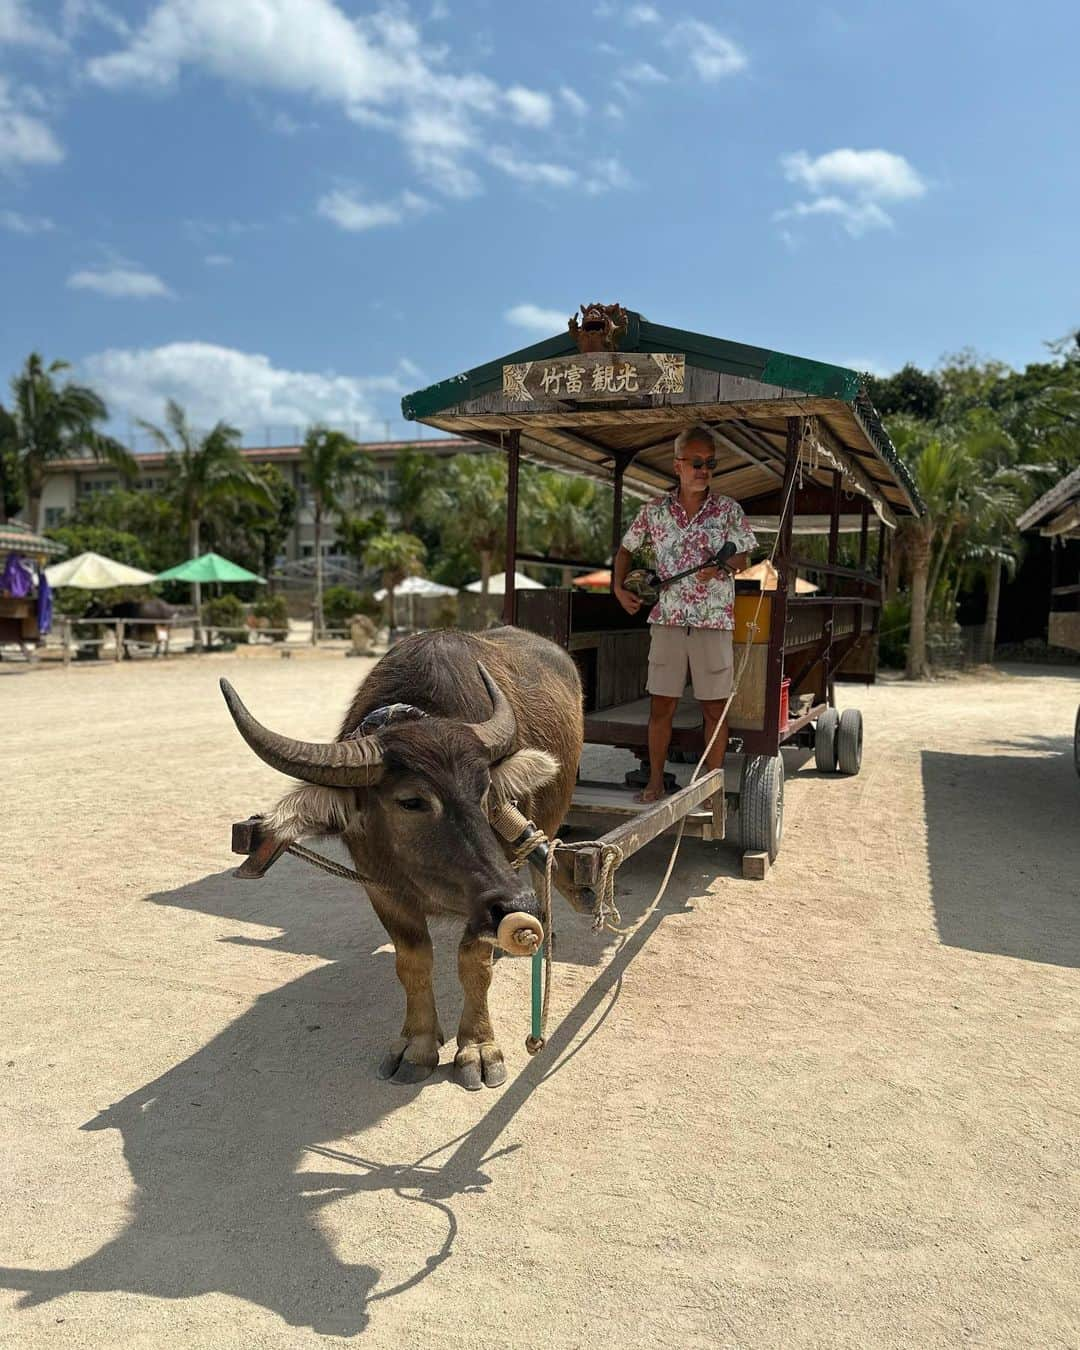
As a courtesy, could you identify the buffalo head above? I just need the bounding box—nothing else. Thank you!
[220,665,559,941]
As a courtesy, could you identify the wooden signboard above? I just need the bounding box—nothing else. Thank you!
[502,352,685,402]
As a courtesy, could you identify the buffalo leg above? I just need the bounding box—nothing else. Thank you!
[455,934,507,1091]
[367,886,444,1084]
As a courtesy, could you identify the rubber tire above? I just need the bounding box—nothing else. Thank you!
[837,708,864,776]
[739,754,784,862]
[814,708,839,773]
[1074,706,1080,778]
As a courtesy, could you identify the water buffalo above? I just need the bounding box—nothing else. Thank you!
[221,625,584,1090]
[84,598,179,622]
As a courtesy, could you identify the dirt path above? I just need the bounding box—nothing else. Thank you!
[3,654,1079,1348]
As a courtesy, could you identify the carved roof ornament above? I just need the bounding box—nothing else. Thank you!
[568,302,629,353]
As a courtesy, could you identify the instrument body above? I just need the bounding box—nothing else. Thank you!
[623,540,738,606]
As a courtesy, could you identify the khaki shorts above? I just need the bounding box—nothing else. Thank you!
[647,624,734,701]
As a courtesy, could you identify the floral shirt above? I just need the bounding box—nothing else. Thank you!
[621,491,757,629]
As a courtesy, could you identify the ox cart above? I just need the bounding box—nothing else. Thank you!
[1017,465,1080,775]
[400,304,924,879]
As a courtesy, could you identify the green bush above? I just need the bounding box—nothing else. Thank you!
[202,593,247,633]
[252,592,289,637]
[323,585,380,628]
[878,596,911,669]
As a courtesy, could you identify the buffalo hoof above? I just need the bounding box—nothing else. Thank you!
[378,1034,442,1085]
[454,1042,507,1091]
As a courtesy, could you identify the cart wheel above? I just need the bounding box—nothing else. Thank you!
[836,708,863,775]
[1074,706,1080,778]
[814,708,839,773]
[739,754,784,862]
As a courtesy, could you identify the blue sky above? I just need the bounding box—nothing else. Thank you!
[1,0,1077,449]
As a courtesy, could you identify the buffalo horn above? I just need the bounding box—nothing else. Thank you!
[465,663,517,763]
[219,678,385,786]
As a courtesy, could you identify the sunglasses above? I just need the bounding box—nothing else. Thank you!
[679,456,717,471]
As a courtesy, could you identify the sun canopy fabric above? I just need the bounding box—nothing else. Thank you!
[155,552,265,584]
[736,559,818,594]
[374,575,458,600]
[572,569,613,589]
[45,551,157,589]
[464,570,544,594]
[0,520,67,559]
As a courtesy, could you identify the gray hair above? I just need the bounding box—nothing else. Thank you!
[674,424,722,458]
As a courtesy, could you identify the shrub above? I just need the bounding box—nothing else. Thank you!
[323,585,380,629]
[878,596,911,669]
[202,593,247,632]
[252,592,289,638]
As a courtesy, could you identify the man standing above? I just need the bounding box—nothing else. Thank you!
[613,425,757,802]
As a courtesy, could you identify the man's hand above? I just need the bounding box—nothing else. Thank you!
[614,585,642,616]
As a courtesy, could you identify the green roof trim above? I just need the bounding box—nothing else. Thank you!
[399,311,923,515]
[401,311,867,420]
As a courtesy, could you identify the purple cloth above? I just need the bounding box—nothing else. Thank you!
[1,553,32,598]
[36,573,52,634]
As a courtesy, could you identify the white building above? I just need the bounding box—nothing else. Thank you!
[31,437,485,562]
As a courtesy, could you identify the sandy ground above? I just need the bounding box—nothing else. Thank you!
[2,651,1079,1349]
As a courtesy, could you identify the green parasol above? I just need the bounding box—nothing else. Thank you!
[155,552,265,584]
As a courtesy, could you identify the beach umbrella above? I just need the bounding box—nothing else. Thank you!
[373,575,458,601]
[374,574,458,629]
[155,552,265,584]
[736,560,818,594]
[571,569,612,590]
[45,551,156,589]
[0,520,67,560]
[464,570,544,595]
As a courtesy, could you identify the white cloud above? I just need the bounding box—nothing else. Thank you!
[204,252,232,265]
[585,155,634,194]
[664,20,747,80]
[85,0,567,201]
[626,3,660,23]
[68,267,174,298]
[81,341,416,432]
[316,186,430,230]
[0,77,64,167]
[506,303,568,334]
[0,0,65,50]
[776,148,927,238]
[504,85,553,128]
[488,146,577,188]
[841,356,891,378]
[559,85,588,117]
[604,101,624,121]
[773,196,893,237]
[782,148,927,203]
[0,207,54,232]
[619,60,668,85]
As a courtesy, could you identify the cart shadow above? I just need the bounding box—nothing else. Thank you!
[0,841,704,1335]
[921,743,1080,969]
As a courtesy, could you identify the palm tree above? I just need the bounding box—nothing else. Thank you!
[298,427,373,640]
[892,421,964,679]
[139,400,270,646]
[419,455,507,595]
[525,470,598,585]
[363,530,425,634]
[8,353,135,527]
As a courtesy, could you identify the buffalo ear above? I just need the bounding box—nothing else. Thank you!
[489,748,560,804]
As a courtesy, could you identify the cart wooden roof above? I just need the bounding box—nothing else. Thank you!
[402,309,923,526]
[1016,464,1080,540]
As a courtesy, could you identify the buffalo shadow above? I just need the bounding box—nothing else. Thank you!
[0,830,716,1335]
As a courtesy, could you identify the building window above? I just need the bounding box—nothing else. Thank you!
[44,507,67,527]
[77,478,120,497]
[301,544,314,558]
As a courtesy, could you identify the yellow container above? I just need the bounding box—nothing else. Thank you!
[734,593,771,645]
